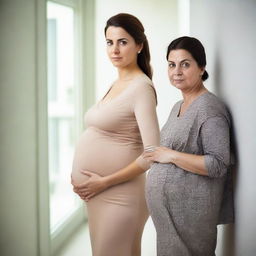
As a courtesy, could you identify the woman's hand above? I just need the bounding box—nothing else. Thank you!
[143,146,209,176]
[143,146,176,164]
[72,171,108,201]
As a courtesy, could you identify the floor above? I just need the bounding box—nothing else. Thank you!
[57,217,157,256]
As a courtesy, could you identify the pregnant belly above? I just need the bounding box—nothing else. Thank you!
[71,128,142,184]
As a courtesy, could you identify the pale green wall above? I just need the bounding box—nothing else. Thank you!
[0,0,41,255]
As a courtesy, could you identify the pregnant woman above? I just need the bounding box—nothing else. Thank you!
[71,13,159,256]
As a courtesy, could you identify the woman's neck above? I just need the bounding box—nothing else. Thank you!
[117,66,144,81]
[182,84,207,105]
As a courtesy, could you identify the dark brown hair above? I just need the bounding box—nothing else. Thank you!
[105,13,152,80]
[166,36,209,81]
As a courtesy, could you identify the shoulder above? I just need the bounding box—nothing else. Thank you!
[130,74,157,102]
[132,74,155,92]
[173,100,183,110]
[197,92,231,124]
[169,100,182,115]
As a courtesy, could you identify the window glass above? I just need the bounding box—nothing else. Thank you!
[47,1,80,232]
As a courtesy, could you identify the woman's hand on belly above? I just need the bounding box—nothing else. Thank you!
[72,170,108,201]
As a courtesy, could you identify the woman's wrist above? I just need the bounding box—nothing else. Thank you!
[169,149,178,164]
[102,175,112,188]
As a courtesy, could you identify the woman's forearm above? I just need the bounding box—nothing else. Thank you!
[104,161,146,187]
[171,150,208,176]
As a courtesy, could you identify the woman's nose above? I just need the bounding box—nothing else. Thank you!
[174,66,182,75]
[112,44,120,54]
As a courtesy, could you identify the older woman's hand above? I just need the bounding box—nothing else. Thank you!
[72,171,108,201]
[143,146,175,164]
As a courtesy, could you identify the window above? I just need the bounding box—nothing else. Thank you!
[37,0,94,254]
[47,1,81,234]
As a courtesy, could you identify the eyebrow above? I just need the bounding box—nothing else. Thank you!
[168,59,192,63]
[106,38,129,41]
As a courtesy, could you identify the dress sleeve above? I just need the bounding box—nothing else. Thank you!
[200,116,231,178]
[133,83,160,170]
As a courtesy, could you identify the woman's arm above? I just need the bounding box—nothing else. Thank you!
[143,147,208,176]
[143,116,230,177]
[72,161,145,201]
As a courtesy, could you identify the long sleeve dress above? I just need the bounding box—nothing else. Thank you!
[71,74,160,256]
[146,92,234,256]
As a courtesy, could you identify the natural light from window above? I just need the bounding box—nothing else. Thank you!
[47,1,81,233]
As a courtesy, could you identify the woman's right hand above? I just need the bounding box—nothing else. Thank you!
[143,146,176,164]
[71,171,108,201]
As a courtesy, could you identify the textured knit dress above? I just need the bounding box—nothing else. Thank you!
[146,92,234,256]
[71,74,160,256]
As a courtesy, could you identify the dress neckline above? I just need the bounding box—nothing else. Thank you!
[99,74,146,105]
[176,91,210,118]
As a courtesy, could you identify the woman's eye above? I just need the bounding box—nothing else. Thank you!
[168,63,175,68]
[120,40,127,45]
[182,62,190,68]
[106,41,112,46]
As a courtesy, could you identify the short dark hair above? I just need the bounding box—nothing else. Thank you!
[166,36,209,81]
[105,13,152,80]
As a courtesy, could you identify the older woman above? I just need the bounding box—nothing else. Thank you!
[143,36,234,256]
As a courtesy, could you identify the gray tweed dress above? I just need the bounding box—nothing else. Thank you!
[146,92,234,256]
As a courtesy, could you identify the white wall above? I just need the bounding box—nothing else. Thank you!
[190,0,256,255]
[95,0,180,127]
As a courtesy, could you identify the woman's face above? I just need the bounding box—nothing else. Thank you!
[167,49,204,92]
[105,26,142,69]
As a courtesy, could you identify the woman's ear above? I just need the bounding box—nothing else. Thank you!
[137,43,143,54]
[200,67,205,76]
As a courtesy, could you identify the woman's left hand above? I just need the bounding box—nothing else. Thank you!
[72,171,108,201]
[143,146,175,164]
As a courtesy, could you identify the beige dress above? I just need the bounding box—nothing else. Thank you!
[71,74,160,256]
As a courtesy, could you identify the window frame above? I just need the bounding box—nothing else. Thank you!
[37,0,95,255]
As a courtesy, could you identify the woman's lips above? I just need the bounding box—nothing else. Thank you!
[173,79,184,83]
[111,57,122,61]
